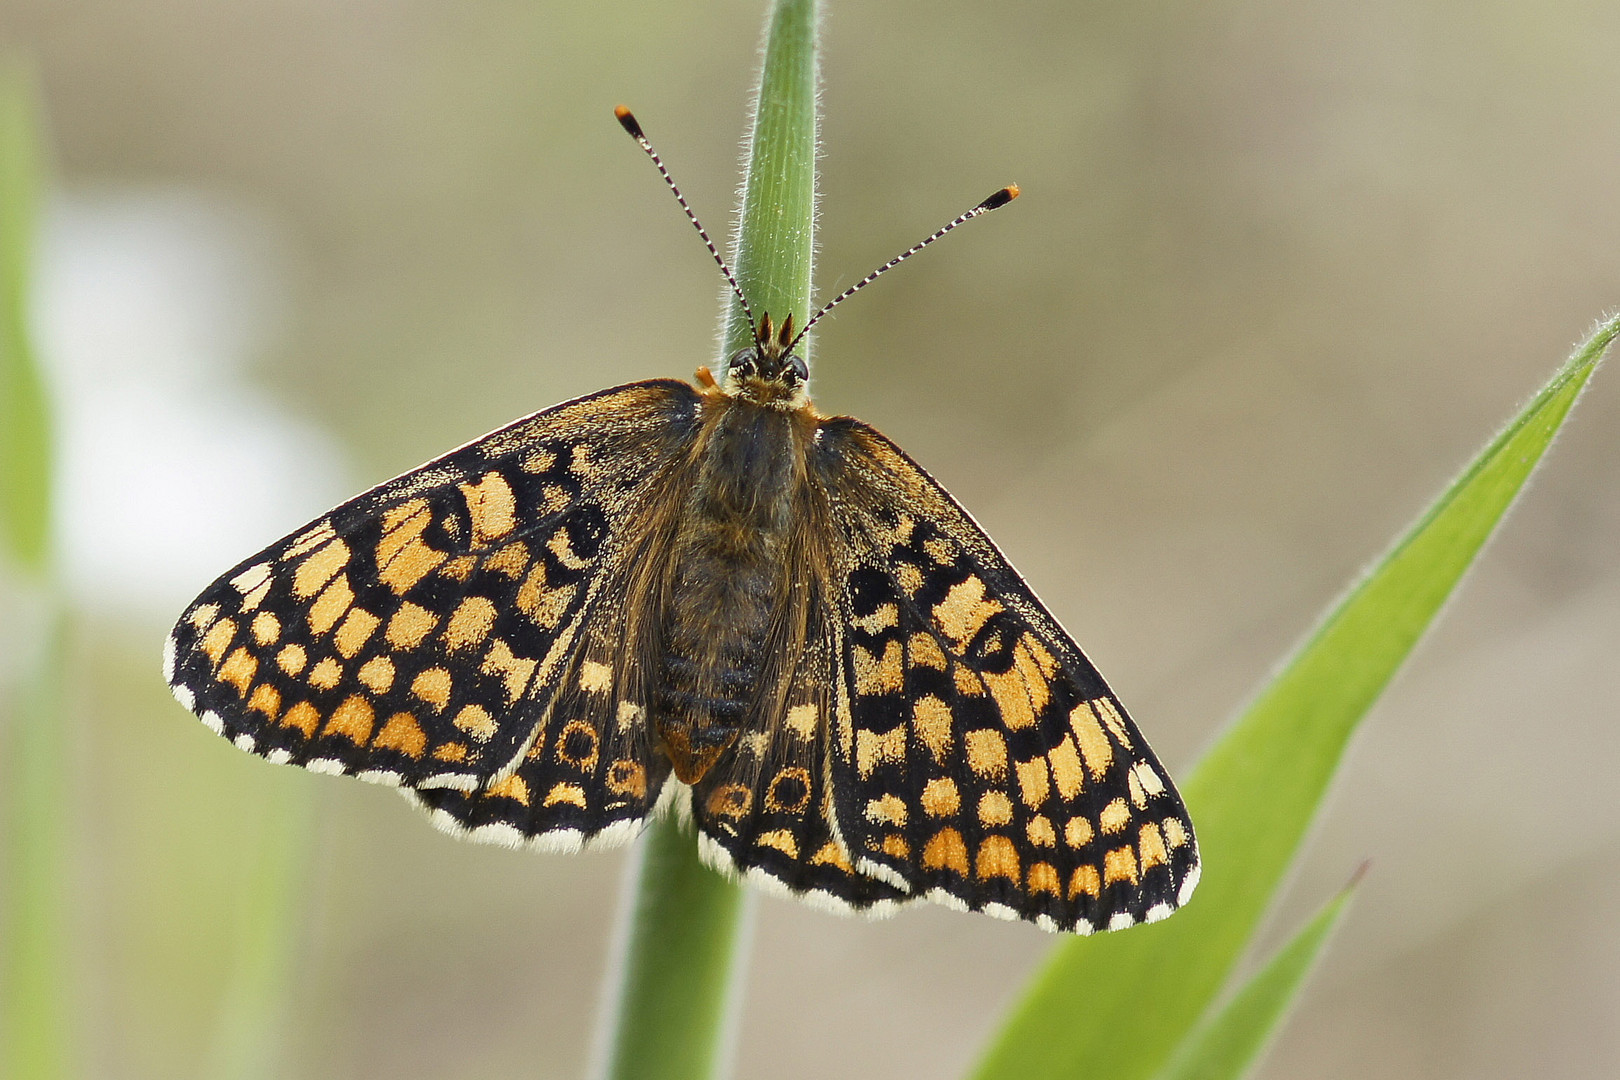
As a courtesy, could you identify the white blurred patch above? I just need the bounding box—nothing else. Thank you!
[33,187,348,619]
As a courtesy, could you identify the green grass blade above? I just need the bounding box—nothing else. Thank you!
[0,59,49,570]
[0,59,73,1080]
[1155,881,1356,1080]
[972,316,1617,1080]
[203,782,317,1080]
[594,3,817,1078]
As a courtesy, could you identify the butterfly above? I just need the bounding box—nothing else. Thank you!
[163,107,1198,934]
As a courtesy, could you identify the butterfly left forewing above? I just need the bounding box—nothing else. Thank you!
[165,379,703,800]
[813,417,1200,933]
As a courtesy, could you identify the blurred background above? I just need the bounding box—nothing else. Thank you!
[1,0,1618,1077]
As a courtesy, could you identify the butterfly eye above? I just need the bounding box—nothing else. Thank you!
[786,355,808,384]
[727,347,759,379]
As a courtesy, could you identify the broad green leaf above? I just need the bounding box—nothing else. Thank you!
[972,316,1617,1080]
[1155,881,1356,1080]
[594,3,817,1078]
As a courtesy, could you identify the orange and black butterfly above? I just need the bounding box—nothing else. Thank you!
[164,108,1198,934]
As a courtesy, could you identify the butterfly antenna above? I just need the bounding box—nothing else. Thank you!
[787,185,1019,354]
[615,106,754,326]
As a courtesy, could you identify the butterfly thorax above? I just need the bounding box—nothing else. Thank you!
[654,383,815,784]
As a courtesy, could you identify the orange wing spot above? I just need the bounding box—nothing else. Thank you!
[333,607,380,659]
[487,774,531,805]
[219,647,257,696]
[251,612,281,646]
[373,713,427,758]
[248,683,280,719]
[522,447,556,473]
[276,644,307,675]
[855,723,906,777]
[444,596,497,650]
[546,529,590,571]
[1099,798,1131,835]
[765,767,813,814]
[459,472,517,545]
[439,555,476,582]
[978,791,1014,827]
[757,829,799,858]
[852,603,899,635]
[921,777,960,816]
[922,828,970,875]
[965,728,1009,781]
[188,602,222,631]
[896,562,925,597]
[606,759,647,799]
[323,694,375,745]
[376,503,445,594]
[284,521,336,560]
[281,701,320,738]
[1065,816,1095,849]
[1016,757,1051,807]
[385,602,439,650]
[810,841,854,871]
[1104,845,1140,887]
[484,541,529,579]
[308,574,355,635]
[200,617,237,665]
[1095,697,1134,748]
[1028,861,1061,896]
[555,720,600,772]
[481,639,537,703]
[865,794,908,826]
[1068,864,1101,899]
[923,537,954,566]
[517,566,574,629]
[293,539,350,599]
[705,782,752,820]
[952,664,986,696]
[911,695,954,761]
[1070,702,1114,779]
[453,704,497,741]
[907,632,946,670]
[433,741,468,763]
[852,640,904,695]
[1027,815,1056,848]
[542,781,588,808]
[357,656,395,693]
[984,667,1035,731]
[309,657,343,691]
[976,836,1021,882]
[880,834,910,860]
[1128,768,1147,809]
[578,660,613,693]
[1163,816,1190,849]
[1138,822,1168,871]
[934,576,1003,648]
[410,667,452,711]
[1047,734,1085,800]
[784,702,819,740]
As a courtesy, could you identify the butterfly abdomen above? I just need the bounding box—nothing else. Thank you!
[653,399,811,783]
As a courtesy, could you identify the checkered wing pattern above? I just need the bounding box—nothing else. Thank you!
[687,565,909,914]
[813,418,1200,933]
[164,380,703,849]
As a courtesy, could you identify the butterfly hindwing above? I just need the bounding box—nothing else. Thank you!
[813,418,1200,932]
[165,380,703,836]
[688,584,909,914]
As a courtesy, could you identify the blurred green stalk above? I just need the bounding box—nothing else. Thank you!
[594,2,817,1078]
[0,59,74,1080]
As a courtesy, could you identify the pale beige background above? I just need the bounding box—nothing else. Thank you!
[3,1,1618,1077]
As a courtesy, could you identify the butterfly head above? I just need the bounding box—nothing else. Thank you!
[723,312,810,409]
